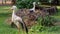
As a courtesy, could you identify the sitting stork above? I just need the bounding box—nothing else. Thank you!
[11,5,28,34]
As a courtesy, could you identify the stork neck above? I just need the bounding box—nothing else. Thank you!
[12,10,15,14]
[33,4,35,9]
[33,4,35,12]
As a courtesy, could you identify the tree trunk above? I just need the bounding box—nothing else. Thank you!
[2,0,3,4]
[5,0,6,4]
[12,0,16,5]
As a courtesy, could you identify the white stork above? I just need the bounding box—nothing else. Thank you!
[11,5,28,34]
[30,2,36,12]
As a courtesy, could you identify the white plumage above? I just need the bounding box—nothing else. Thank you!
[11,5,28,34]
[11,5,23,24]
[30,2,36,12]
[11,5,22,34]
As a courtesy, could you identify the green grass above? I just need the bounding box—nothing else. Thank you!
[0,6,60,34]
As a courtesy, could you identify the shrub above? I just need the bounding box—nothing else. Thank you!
[16,0,40,9]
[30,15,56,32]
[37,15,56,26]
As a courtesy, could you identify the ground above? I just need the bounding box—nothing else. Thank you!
[0,6,60,34]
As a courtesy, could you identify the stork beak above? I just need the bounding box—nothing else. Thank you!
[11,7,13,10]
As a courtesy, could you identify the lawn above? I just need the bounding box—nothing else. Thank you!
[0,6,60,34]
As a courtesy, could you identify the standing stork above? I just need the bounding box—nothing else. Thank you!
[30,2,36,13]
[11,5,28,34]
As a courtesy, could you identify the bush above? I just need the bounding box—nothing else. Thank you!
[37,16,56,26]
[16,0,40,9]
[30,15,56,32]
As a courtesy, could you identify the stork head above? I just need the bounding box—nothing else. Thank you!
[38,2,40,4]
[33,2,36,5]
[11,5,17,10]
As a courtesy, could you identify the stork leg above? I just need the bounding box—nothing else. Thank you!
[14,21,20,34]
[18,21,28,34]
[18,21,25,34]
[11,22,17,28]
[23,22,28,34]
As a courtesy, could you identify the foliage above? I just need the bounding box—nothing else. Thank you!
[38,16,56,26]
[0,5,60,34]
[30,15,56,32]
[16,0,40,9]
